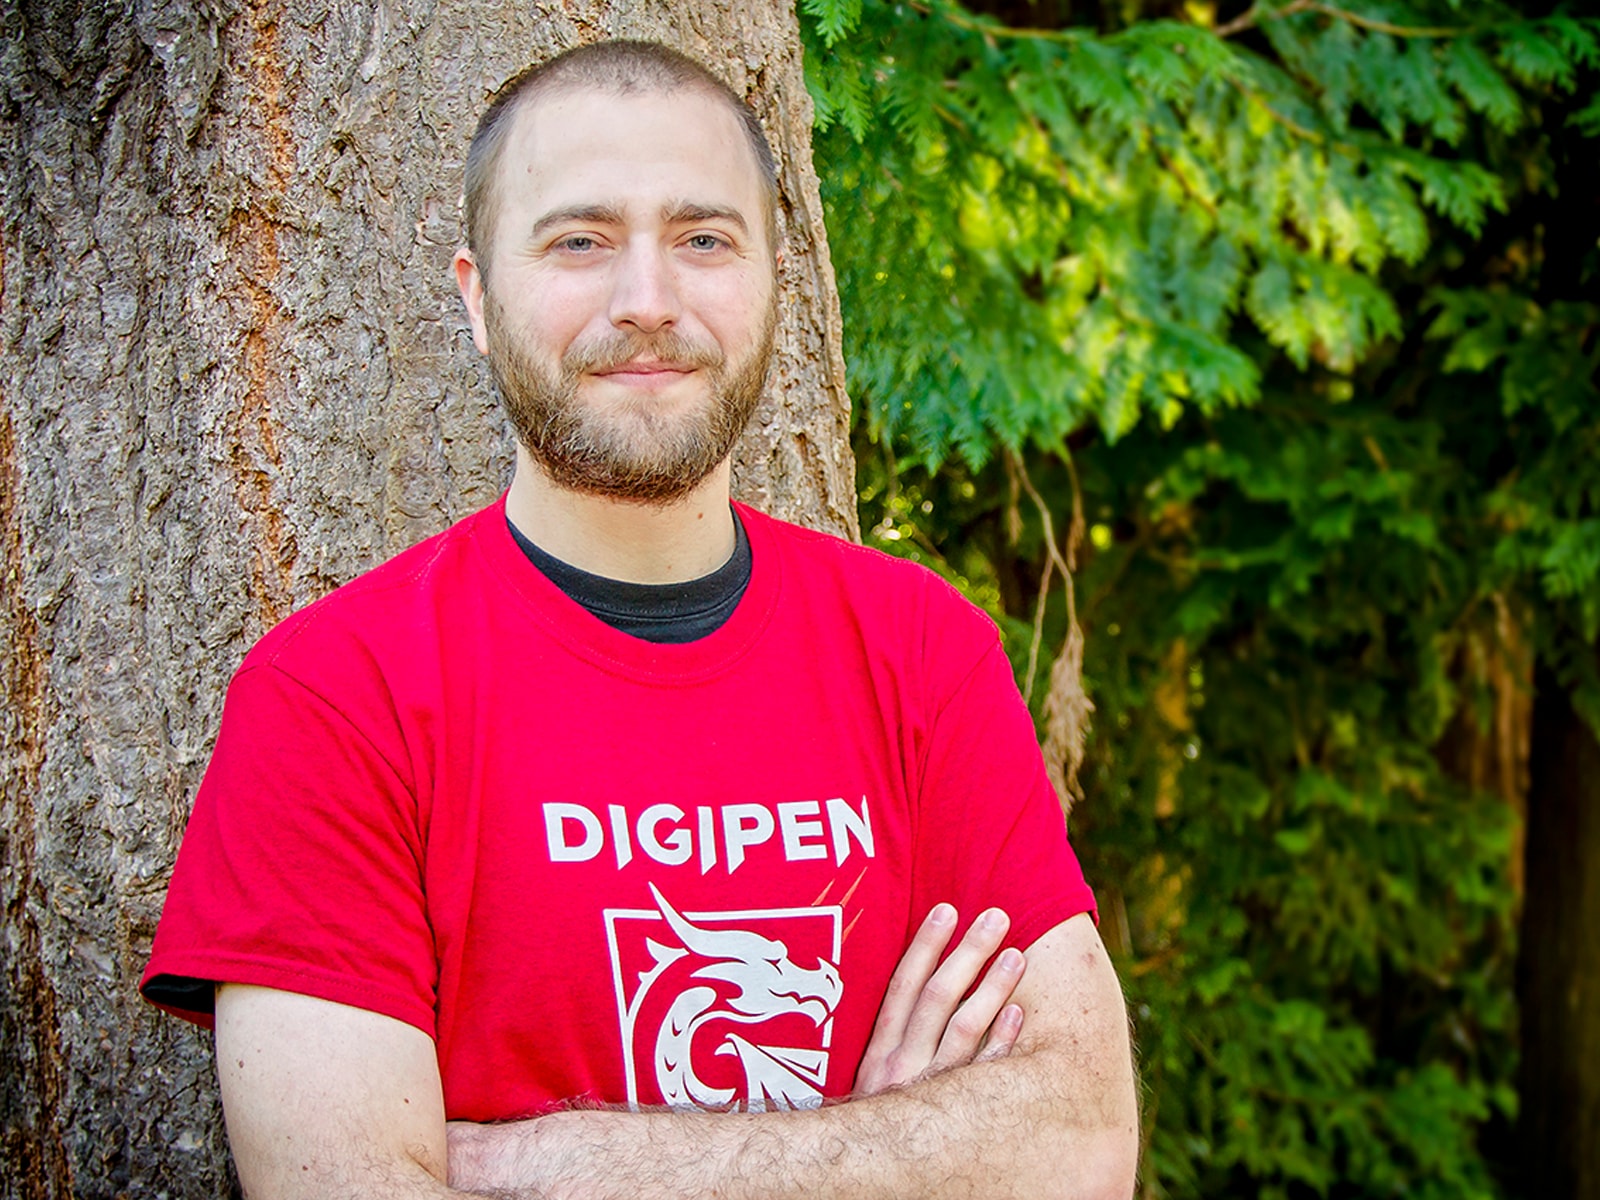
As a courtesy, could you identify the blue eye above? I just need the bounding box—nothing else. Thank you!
[558,235,596,252]
[687,234,725,252]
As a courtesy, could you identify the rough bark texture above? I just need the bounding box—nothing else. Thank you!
[0,1,855,1195]
[1520,664,1600,1200]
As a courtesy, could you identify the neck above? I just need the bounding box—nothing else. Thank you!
[504,446,738,584]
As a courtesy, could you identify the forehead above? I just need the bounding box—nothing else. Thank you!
[496,87,766,229]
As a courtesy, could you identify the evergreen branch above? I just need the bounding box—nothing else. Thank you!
[1012,448,1085,699]
[1023,523,1055,704]
[1012,448,1092,807]
[1009,451,1055,703]
[1215,0,1462,40]
[908,523,956,565]
[1231,79,1326,142]
[1153,143,1220,218]
[1016,451,1081,618]
[1362,433,1392,473]
[1332,6,1460,38]
[1214,1,1287,38]
[1061,446,1088,580]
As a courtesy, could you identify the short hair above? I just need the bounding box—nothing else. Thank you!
[463,40,780,276]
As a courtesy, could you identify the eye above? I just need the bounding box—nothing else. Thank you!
[555,234,598,253]
[686,233,728,252]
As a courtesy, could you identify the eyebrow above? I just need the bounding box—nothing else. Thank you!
[661,201,749,235]
[528,200,751,242]
[528,204,626,242]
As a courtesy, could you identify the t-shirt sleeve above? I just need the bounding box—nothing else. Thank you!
[910,588,1097,955]
[140,661,439,1037]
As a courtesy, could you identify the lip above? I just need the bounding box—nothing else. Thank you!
[590,362,698,388]
[593,360,695,376]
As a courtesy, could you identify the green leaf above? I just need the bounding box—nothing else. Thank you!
[1275,827,1316,856]
[799,0,863,49]
[1499,24,1576,89]
[1443,39,1524,133]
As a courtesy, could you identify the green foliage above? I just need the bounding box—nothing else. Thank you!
[806,0,1599,1194]
[805,1,1596,463]
[1071,392,1529,1196]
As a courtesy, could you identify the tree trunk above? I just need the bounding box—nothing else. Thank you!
[1520,664,1600,1200]
[0,0,855,1194]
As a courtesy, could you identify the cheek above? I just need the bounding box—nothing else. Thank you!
[693,277,775,347]
[503,276,602,347]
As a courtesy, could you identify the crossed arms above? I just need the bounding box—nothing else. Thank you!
[216,908,1138,1200]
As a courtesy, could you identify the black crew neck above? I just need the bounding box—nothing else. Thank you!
[506,511,752,644]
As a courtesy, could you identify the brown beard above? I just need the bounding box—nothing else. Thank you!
[484,290,776,505]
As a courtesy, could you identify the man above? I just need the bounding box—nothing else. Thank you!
[141,40,1138,1199]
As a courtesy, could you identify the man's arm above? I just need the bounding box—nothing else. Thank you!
[214,905,1036,1199]
[215,985,456,1197]
[449,913,1138,1200]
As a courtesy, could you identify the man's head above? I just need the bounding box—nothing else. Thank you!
[454,41,782,505]
[463,41,780,277]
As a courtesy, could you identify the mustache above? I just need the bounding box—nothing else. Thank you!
[563,330,724,375]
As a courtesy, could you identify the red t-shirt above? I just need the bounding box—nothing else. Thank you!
[142,499,1095,1119]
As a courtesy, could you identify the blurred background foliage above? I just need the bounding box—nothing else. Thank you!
[799,0,1600,1195]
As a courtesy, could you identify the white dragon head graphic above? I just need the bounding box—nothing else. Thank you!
[640,883,843,1111]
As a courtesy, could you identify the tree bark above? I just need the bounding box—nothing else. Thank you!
[1520,664,1600,1200]
[0,1,855,1195]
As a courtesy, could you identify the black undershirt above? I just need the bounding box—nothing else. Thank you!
[506,511,752,643]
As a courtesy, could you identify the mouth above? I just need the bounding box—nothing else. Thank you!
[591,361,698,388]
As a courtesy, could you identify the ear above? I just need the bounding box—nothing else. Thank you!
[454,248,490,354]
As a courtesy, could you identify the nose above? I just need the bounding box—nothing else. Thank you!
[607,240,681,334]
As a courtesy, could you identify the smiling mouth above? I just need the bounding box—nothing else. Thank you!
[595,361,695,377]
[590,362,700,390]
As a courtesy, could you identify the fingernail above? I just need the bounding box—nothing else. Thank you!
[979,908,1007,932]
[930,903,956,926]
[998,948,1023,972]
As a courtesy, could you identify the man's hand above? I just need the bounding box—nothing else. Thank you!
[449,913,1137,1200]
[220,913,1135,1200]
[854,904,1025,1095]
[450,903,1028,1187]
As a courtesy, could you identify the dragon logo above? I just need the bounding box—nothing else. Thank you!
[604,884,844,1111]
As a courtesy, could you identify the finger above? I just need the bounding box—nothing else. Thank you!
[931,951,1026,1072]
[855,905,963,1095]
[866,903,959,1046]
[898,907,1011,1060]
[973,1003,1024,1063]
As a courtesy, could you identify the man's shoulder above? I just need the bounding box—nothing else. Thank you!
[740,503,1001,648]
[742,504,932,584]
[240,502,499,675]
